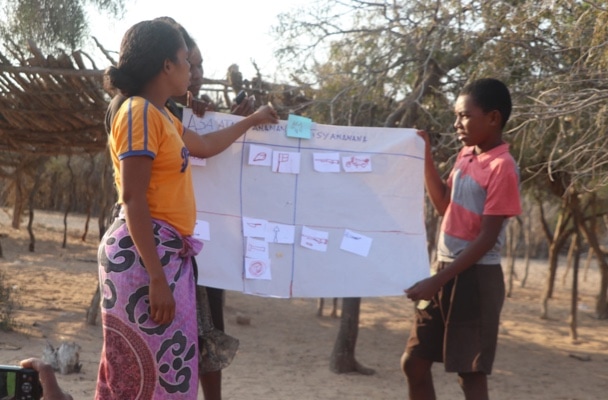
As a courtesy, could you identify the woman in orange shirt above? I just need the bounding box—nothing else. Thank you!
[97,19,277,399]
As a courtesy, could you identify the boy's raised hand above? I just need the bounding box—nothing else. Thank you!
[416,130,431,153]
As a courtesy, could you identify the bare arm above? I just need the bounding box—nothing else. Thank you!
[405,214,506,301]
[417,130,450,215]
[120,156,175,325]
[183,105,278,159]
[20,358,73,400]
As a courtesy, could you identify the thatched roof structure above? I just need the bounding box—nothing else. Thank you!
[0,40,312,170]
[0,41,109,165]
[0,40,312,234]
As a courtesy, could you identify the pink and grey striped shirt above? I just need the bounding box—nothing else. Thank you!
[437,143,521,265]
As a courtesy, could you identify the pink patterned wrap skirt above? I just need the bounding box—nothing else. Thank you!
[95,218,202,399]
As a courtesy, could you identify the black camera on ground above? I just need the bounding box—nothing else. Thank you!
[0,365,42,400]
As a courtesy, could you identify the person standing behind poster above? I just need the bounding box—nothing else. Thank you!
[402,78,521,400]
[157,17,254,400]
[98,19,277,399]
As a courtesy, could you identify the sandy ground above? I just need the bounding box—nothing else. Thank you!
[0,208,607,400]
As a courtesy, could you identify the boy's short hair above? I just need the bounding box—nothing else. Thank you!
[460,78,512,128]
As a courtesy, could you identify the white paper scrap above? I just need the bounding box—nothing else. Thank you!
[242,217,268,238]
[248,144,272,167]
[342,155,372,172]
[265,223,296,244]
[300,226,329,252]
[190,156,207,167]
[272,151,301,174]
[245,257,272,280]
[193,220,210,241]
[313,152,341,172]
[245,237,269,258]
[340,229,373,257]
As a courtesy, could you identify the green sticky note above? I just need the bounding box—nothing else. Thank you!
[286,114,312,139]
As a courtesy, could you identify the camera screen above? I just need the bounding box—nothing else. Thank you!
[0,367,41,400]
[0,370,17,399]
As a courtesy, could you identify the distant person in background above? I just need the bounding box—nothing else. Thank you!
[157,16,255,121]
[155,16,255,400]
[99,19,277,399]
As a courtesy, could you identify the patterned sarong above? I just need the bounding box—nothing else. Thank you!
[95,218,202,399]
[195,285,239,373]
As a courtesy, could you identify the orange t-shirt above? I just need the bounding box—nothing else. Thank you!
[109,96,195,235]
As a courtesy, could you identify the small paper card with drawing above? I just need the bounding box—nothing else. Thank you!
[272,151,301,174]
[245,237,269,258]
[248,144,272,167]
[342,154,372,173]
[244,257,272,280]
[313,152,341,173]
[242,217,268,238]
[340,229,373,257]
[190,156,207,167]
[193,219,211,241]
[286,114,312,139]
[300,226,329,252]
[265,222,296,244]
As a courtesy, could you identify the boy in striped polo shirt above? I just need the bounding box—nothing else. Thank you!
[402,78,521,400]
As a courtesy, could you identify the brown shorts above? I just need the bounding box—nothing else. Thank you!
[405,263,505,374]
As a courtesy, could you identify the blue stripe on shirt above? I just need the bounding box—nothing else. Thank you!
[127,98,133,151]
[451,170,486,215]
[143,100,149,150]
[118,149,155,160]
[127,98,150,153]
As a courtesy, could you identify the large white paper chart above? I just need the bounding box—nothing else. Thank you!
[184,110,430,298]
